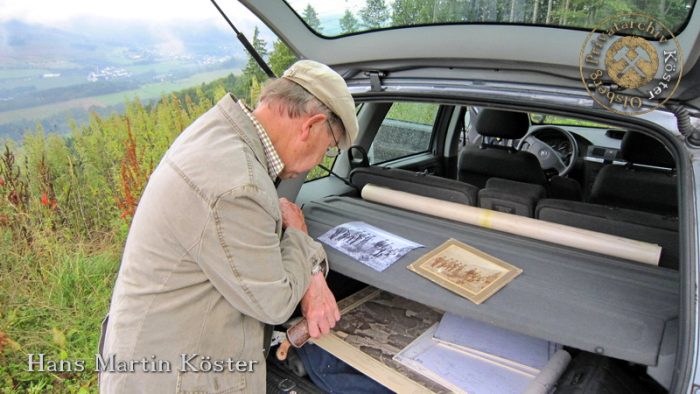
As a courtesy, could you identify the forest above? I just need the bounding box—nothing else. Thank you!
[323,0,690,35]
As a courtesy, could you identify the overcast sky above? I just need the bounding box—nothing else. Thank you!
[0,0,255,25]
[0,0,386,45]
[287,0,372,15]
[0,1,373,26]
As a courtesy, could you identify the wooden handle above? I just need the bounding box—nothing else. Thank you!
[287,318,311,348]
[276,340,291,361]
[275,319,310,361]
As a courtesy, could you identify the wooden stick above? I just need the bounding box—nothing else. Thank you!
[312,333,433,393]
[276,287,382,361]
[361,184,661,266]
[275,341,291,361]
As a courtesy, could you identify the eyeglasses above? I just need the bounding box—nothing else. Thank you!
[325,119,340,158]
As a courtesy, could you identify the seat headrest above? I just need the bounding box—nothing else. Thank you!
[475,109,530,139]
[620,132,674,168]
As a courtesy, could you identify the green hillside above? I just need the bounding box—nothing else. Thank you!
[0,35,298,391]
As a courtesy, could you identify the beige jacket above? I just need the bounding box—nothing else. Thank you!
[100,94,326,393]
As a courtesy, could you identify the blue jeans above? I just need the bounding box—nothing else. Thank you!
[296,344,394,394]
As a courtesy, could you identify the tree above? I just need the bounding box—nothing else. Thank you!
[238,26,269,103]
[560,0,571,25]
[360,0,390,29]
[545,0,554,23]
[531,0,540,23]
[302,4,322,32]
[242,26,269,84]
[391,0,435,26]
[433,0,477,23]
[268,39,297,76]
[249,76,262,105]
[339,9,359,34]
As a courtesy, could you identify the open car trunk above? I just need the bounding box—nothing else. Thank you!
[274,92,689,393]
[282,173,681,392]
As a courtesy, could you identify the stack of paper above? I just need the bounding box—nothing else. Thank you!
[394,313,568,394]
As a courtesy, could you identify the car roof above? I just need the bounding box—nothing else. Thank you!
[239,0,700,109]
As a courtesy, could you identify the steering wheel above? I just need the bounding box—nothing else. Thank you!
[516,126,578,177]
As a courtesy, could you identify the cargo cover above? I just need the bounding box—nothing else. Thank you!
[303,196,679,366]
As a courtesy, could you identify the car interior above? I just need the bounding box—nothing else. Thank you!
[281,99,680,392]
[303,101,678,269]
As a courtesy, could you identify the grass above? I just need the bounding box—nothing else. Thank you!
[386,102,439,125]
[0,97,107,125]
[532,113,612,128]
[0,69,232,392]
[305,155,337,182]
[96,69,235,106]
[0,75,88,92]
[0,69,57,79]
[123,60,189,75]
[0,231,121,393]
[0,69,235,124]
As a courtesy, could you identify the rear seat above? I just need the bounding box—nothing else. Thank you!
[478,177,546,217]
[348,167,677,268]
[536,199,679,269]
[349,167,479,205]
[589,131,677,216]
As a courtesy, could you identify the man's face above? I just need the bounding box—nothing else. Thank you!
[278,116,341,180]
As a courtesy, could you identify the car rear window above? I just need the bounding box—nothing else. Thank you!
[284,1,695,38]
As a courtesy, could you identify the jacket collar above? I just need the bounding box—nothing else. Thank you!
[215,93,279,180]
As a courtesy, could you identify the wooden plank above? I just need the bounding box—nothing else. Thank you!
[312,289,448,393]
[313,334,432,394]
[336,286,382,313]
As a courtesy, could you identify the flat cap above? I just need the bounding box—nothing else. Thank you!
[282,60,358,150]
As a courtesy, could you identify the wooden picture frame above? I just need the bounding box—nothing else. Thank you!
[408,239,522,304]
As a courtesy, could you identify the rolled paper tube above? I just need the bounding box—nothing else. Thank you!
[360,184,661,266]
[523,349,572,394]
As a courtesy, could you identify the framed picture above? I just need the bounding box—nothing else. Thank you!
[408,239,522,304]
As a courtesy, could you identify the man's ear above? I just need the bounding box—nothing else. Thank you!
[299,113,328,142]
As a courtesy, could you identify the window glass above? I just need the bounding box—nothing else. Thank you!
[305,104,362,182]
[529,113,611,128]
[284,1,695,38]
[368,102,439,164]
[305,156,337,181]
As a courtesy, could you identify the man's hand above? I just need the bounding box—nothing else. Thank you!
[301,273,341,338]
[279,198,308,234]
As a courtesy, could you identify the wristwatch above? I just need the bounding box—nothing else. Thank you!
[311,258,328,277]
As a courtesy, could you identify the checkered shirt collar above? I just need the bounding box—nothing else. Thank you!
[238,100,284,180]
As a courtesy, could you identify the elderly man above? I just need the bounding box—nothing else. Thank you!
[100,60,357,393]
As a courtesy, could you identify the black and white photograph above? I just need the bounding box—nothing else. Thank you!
[318,221,423,271]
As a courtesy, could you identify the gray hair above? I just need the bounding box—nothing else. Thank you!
[258,78,344,134]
